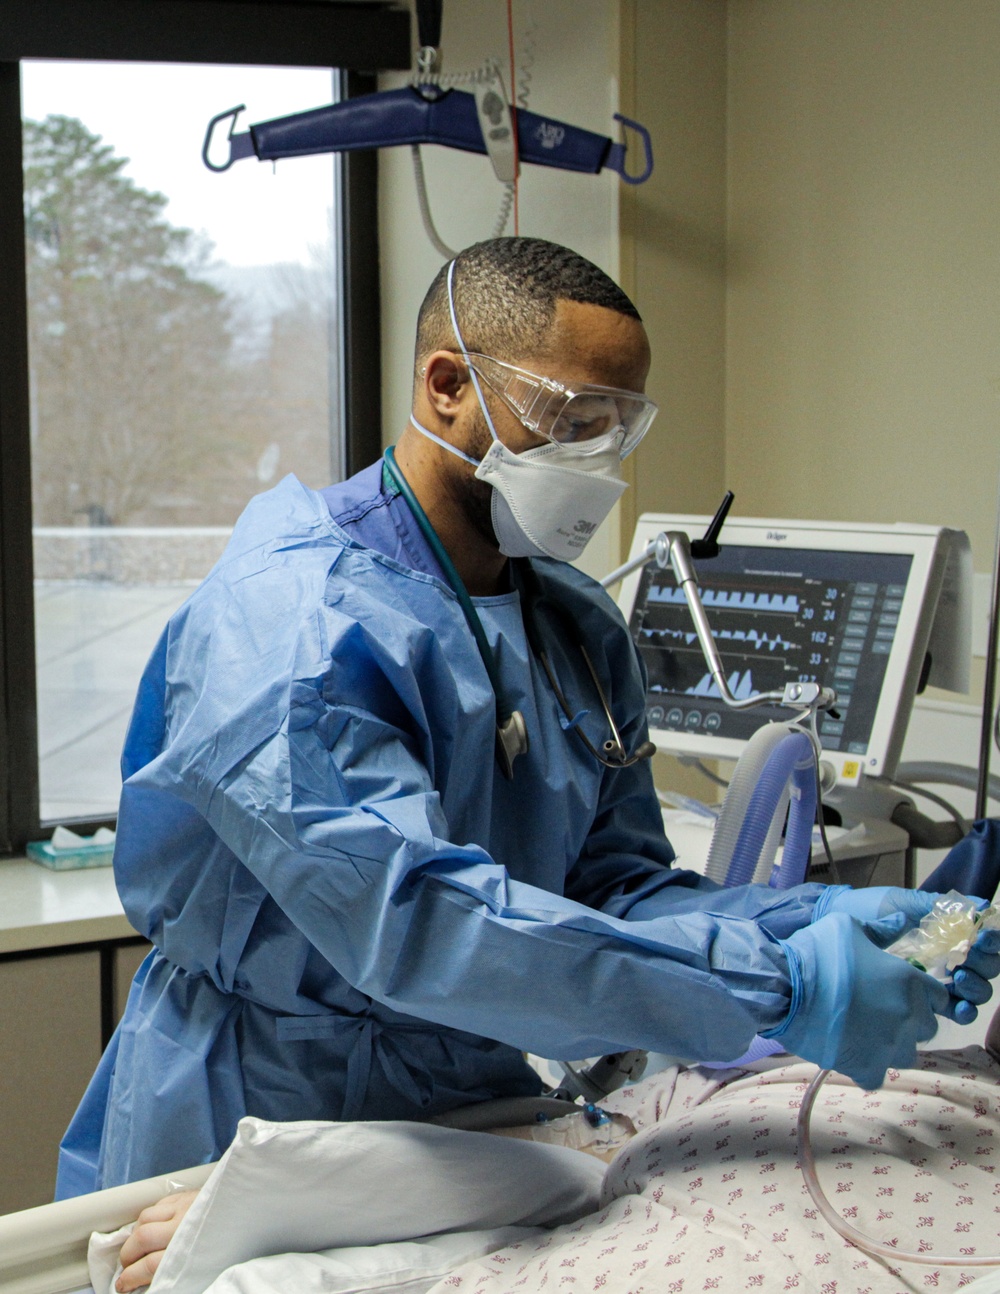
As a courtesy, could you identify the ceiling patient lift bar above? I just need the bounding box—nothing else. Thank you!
[201,0,650,185]
[202,88,653,185]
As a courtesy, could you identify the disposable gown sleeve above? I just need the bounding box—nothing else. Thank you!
[146,618,801,1070]
[562,753,827,942]
[558,616,828,945]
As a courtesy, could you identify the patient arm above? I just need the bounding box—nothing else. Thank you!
[116,1189,199,1292]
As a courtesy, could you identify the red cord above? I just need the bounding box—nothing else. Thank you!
[506,0,519,234]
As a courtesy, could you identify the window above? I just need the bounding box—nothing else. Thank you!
[25,61,344,821]
[0,1,410,849]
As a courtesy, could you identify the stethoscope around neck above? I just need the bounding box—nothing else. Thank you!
[383,446,655,780]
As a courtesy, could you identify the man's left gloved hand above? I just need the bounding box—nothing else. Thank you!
[947,926,1000,1023]
[816,885,1000,1025]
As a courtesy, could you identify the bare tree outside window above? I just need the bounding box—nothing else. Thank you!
[23,64,341,822]
[25,114,335,530]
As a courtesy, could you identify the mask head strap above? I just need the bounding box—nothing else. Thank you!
[446,259,500,446]
[408,258,502,466]
[407,413,479,466]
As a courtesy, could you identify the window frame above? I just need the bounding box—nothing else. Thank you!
[0,1,409,852]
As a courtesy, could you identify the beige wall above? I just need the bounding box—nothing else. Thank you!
[377,0,730,579]
[617,1,728,796]
[377,0,624,579]
[380,2,1000,580]
[619,0,728,549]
[0,952,101,1211]
[726,1,1000,575]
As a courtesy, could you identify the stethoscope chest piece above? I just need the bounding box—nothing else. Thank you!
[495,709,529,780]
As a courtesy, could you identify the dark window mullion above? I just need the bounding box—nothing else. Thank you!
[0,2,412,70]
[0,61,39,852]
[340,70,382,479]
[0,4,406,851]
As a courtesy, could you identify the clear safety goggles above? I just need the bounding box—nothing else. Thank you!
[463,352,657,459]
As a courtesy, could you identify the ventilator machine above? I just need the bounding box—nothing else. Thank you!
[608,505,975,891]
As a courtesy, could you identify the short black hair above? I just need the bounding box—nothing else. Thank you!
[414,237,641,373]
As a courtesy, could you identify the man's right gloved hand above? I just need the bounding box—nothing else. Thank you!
[761,911,950,1090]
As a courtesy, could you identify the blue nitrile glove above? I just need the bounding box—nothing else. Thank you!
[762,910,950,1089]
[947,926,1000,1024]
[815,886,1000,1025]
[814,884,939,930]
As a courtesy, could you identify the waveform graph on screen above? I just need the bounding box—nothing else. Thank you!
[636,573,811,705]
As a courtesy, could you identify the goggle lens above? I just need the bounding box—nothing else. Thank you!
[546,392,654,456]
[466,354,657,459]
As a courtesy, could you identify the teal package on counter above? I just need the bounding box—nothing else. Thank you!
[26,825,116,870]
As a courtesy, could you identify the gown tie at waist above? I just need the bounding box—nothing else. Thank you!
[276,1011,430,1119]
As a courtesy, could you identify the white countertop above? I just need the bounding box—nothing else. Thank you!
[0,856,136,955]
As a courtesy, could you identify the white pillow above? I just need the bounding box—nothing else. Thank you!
[149,1117,604,1294]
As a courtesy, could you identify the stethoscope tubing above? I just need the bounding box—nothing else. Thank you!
[515,561,654,769]
[383,445,652,773]
[383,446,506,705]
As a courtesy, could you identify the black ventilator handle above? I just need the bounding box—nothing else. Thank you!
[690,490,734,560]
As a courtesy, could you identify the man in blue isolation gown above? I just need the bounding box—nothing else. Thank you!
[57,237,999,1200]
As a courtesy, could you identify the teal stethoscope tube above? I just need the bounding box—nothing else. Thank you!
[383,446,529,778]
[382,446,653,777]
[383,446,502,698]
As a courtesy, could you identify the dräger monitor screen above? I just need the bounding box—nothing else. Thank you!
[628,545,914,757]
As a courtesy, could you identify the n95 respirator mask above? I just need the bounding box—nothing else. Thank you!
[473,437,626,560]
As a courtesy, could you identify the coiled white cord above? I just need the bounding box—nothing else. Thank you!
[514,11,536,114]
[408,49,525,258]
[409,144,462,259]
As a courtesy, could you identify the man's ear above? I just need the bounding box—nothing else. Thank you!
[423,351,470,418]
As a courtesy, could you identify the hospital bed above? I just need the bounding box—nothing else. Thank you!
[3,1043,999,1294]
[0,1163,215,1294]
[4,514,994,1294]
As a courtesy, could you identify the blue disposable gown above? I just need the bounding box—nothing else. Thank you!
[57,463,827,1197]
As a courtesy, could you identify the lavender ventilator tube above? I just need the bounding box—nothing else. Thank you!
[704,724,817,890]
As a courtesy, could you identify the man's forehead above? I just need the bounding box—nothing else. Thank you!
[531,298,650,391]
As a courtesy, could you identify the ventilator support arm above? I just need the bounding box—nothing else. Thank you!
[601,494,837,719]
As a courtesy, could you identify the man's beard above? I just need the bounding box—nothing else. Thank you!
[448,404,500,551]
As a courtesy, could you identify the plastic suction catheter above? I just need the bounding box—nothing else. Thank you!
[605,501,998,1267]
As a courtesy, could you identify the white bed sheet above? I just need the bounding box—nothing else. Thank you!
[124,1048,1000,1294]
[427,1047,1000,1293]
[6,1047,998,1294]
[95,1118,605,1294]
[0,1164,215,1294]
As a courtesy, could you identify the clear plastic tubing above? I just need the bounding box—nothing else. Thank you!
[797,1067,1000,1266]
[797,897,1000,1266]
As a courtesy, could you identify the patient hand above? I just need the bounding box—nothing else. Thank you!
[116,1189,199,1292]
